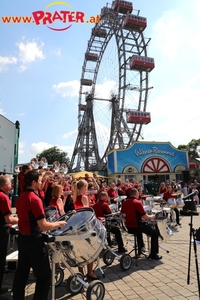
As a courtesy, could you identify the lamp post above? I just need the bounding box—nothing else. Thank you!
[12,120,20,207]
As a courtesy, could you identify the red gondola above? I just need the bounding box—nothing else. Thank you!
[123,13,147,32]
[130,55,155,72]
[92,28,107,38]
[79,104,86,111]
[101,6,118,16]
[126,110,151,124]
[85,52,98,61]
[112,0,133,14]
[80,79,93,86]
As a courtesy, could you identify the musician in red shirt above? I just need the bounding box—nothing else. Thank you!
[121,188,162,260]
[93,192,126,253]
[12,170,66,300]
[107,182,118,204]
[0,175,18,296]
[163,185,181,226]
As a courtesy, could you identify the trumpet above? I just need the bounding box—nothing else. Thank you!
[60,163,68,174]
[53,161,60,173]
[30,157,48,170]
[30,158,39,169]
[40,157,48,169]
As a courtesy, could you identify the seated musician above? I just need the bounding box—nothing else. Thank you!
[107,182,118,204]
[121,188,162,260]
[163,185,181,226]
[93,192,127,253]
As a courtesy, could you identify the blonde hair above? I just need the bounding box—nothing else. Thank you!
[72,179,88,203]
[52,184,63,198]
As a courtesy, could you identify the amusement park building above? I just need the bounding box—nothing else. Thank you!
[107,141,189,185]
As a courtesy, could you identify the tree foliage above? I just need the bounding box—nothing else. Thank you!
[36,146,70,166]
[177,139,200,158]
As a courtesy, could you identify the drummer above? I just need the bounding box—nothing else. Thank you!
[12,170,67,300]
[121,188,162,260]
[163,185,181,226]
[93,192,127,253]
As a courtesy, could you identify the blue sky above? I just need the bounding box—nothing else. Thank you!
[0,0,200,164]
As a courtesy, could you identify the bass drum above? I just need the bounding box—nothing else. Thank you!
[49,208,106,267]
[155,218,173,242]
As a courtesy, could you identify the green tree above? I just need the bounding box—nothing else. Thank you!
[177,139,200,158]
[36,146,70,166]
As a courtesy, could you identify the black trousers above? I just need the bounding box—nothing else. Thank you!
[13,234,51,300]
[173,208,180,224]
[107,226,124,250]
[127,222,159,256]
[0,228,9,289]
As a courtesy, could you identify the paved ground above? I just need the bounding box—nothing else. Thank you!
[2,205,200,300]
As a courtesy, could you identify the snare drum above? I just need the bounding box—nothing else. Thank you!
[49,208,106,266]
[44,206,60,222]
[168,198,177,208]
[143,205,152,215]
[109,204,118,213]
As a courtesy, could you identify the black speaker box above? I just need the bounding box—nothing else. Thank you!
[182,170,190,183]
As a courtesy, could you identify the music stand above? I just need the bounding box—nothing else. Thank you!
[186,192,200,297]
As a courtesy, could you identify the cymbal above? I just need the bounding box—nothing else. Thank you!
[154,198,166,203]
[153,196,162,201]
[171,192,182,197]
[114,196,127,201]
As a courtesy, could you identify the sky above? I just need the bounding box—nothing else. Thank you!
[0,0,200,165]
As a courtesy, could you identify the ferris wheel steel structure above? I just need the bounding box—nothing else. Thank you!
[70,2,153,172]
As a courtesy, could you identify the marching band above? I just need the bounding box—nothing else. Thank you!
[0,159,200,300]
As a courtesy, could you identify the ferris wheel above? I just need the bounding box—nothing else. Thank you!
[70,0,155,172]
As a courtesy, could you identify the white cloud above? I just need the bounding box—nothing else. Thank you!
[19,141,25,154]
[0,39,45,73]
[0,55,17,72]
[95,80,117,98]
[31,142,53,155]
[53,80,79,98]
[63,129,78,139]
[153,11,183,62]
[18,65,27,72]
[17,40,45,63]
[144,82,200,147]
[29,142,74,160]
